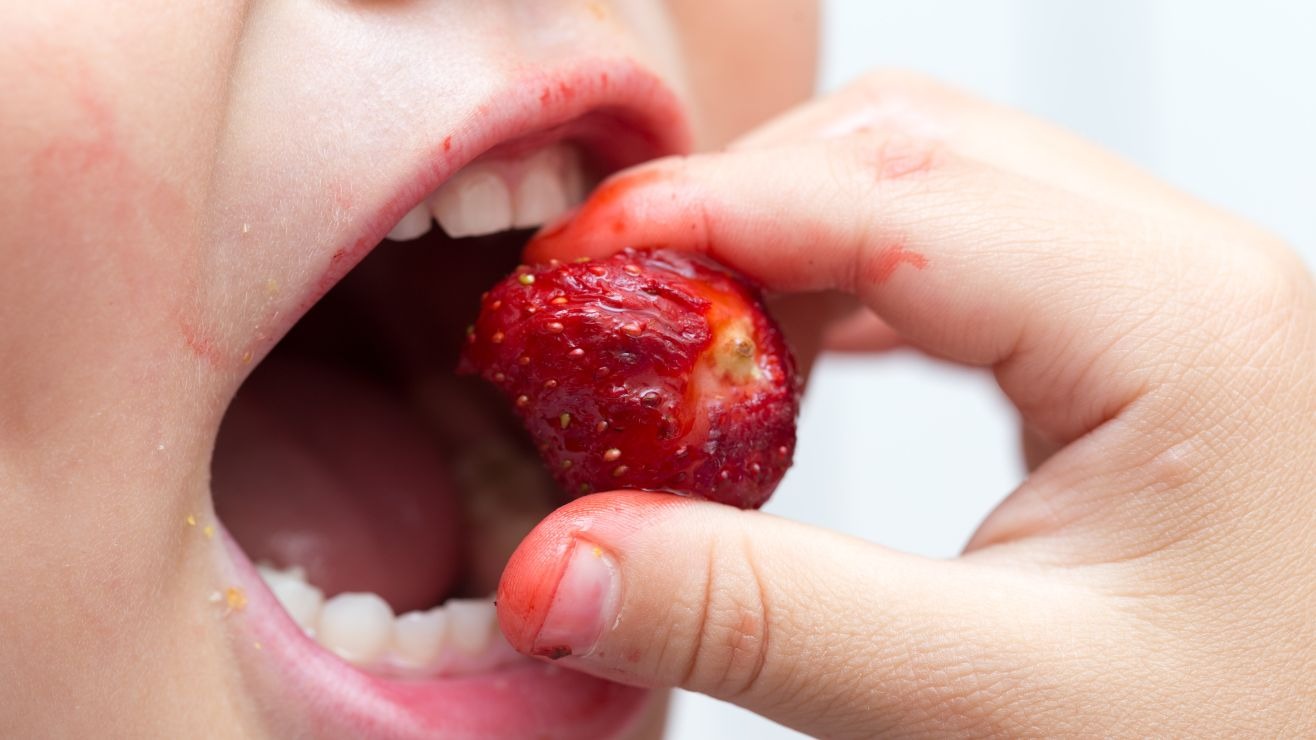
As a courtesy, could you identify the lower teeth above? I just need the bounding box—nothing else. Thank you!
[257,564,521,677]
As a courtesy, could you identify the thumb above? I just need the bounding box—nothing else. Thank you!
[497,492,1100,738]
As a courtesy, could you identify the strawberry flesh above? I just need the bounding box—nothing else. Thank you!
[459,248,799,509]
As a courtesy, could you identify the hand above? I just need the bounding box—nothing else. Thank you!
[497,72,1316,737]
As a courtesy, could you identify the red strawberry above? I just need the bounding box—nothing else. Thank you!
[458,248,799,509]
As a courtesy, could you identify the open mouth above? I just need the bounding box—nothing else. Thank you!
[207,63,689,739]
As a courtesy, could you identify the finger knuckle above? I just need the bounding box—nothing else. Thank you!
[681,528,773,701]
[852,68,946,99]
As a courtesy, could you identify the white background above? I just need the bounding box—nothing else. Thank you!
[668,1,1316,737]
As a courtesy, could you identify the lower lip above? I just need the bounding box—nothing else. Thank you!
[217,530,651,739]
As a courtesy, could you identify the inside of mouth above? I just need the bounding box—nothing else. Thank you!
[211,228,563,678]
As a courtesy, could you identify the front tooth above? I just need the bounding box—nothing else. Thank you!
[386,202,433,241]
[444,599,496,656]
[513,149,571,229]
[393,609,448,669]
[431,167,514,238]
[317,593,395,664]
[561,147,589,208]
[268,577,325,632]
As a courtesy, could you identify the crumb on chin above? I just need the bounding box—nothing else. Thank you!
[225,586,247,613]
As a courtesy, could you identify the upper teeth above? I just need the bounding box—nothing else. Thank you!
[256,563,522,677]
[387,143,589,241]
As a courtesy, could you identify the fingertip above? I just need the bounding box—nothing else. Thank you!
[495,517,573,655]
[496,491,691,656]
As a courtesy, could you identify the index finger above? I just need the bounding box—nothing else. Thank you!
[525,129,1270,455]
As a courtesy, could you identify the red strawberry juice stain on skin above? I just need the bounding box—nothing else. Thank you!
[866,244,928,285]
[32,88,117,177]
[179,319,225,367]
[29,62,191,245]
[25,60,208,364]
[539,81,579,108]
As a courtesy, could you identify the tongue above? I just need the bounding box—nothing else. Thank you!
[213,357,464,613]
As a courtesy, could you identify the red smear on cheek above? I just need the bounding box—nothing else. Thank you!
[497,528,574,655]
[25,61,204,361]
[32,91,117,176]
[179,319,224,366]
[28,69,190,235]
[866,244,928,284]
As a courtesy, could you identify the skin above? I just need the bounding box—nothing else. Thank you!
[508,72,1316,736]
[0,1,815,737]
[6,1,1312,737]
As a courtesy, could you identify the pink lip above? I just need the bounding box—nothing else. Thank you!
[218,59,690,739]
[219,529,653,740]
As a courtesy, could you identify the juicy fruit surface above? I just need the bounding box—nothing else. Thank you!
[459,248,799,509]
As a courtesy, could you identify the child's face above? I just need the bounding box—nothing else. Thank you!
[0,1,815,737]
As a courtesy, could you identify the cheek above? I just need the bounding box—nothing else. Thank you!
[3,58,200,360]
[665,0,819,147]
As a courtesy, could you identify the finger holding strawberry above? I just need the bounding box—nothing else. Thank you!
[492,72,1316,739]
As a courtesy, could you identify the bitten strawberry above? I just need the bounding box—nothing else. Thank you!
[459,248,799,509]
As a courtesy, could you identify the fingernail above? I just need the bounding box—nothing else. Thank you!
[531,541,618,660]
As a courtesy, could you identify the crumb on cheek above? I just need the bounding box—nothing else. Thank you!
[225,586,247,612]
